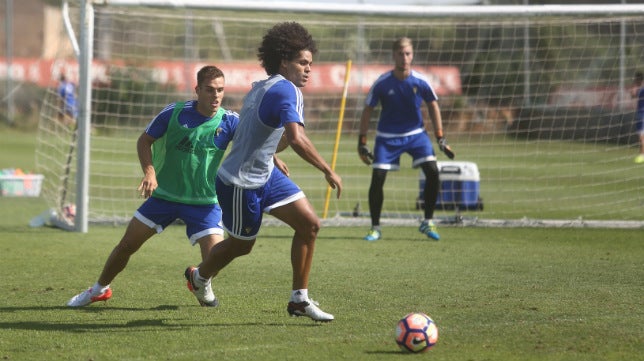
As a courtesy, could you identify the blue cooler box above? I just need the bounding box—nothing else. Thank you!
[417,161,482,211]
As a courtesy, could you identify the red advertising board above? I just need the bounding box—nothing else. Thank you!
[0,58,462,96]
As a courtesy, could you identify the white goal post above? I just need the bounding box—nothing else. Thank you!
[36,1,644,231]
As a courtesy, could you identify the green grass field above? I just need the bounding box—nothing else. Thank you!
[0,127,642,360]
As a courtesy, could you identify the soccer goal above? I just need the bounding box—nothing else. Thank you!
[36,1,644,231]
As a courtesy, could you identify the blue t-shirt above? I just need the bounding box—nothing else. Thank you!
[636,87,644,120]
[257,78,304,128]
[365,70,437,135]
[145,100,238,149]
[58,80,77,117]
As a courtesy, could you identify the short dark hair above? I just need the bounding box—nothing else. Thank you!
[197,65,224,87]
[635,71,643,84]
[257,22,317,76]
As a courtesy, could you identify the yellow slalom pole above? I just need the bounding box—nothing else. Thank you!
[322,59,352,219]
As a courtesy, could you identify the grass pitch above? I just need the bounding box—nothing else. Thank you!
[0,195,642,360]
[0,126,643,360]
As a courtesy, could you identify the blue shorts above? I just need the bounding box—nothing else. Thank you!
[134,197,223,246]
[64,105,78,119]
[216,168,305,240]
[372,131,436,170]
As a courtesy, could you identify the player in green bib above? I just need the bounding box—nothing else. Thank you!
[67,66,288,307]
[150,101,225,205]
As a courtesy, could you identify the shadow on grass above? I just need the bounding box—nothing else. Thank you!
[365,350,412,355]
[0,305,324,333]
[0,305,179,312]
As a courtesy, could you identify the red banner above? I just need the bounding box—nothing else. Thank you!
[0,57,462,96]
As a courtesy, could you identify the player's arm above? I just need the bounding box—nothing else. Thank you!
[273,153,289,177]
[426,100,454,159]
[273,127,289,176]
[284,121,342,198]
[136,105,174,197]
[276,132,289,153]
[136,132,158,198]
[631,83,642,98]
[631,73,643,98]
[357,105,375,165]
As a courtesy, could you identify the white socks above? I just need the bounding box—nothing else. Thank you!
[291,289,309,302]
[193,268,210,285]
[92,282,109,295]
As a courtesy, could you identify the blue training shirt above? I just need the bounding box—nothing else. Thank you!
[58,80,77,117]
[637,87,644,120]
[365,70,438,135]
[145,100,239,150]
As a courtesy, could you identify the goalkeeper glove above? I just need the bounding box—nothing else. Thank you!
[437,137,455,159]
[357,134,374,165]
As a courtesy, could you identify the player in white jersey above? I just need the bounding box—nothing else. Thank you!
[185,22,342,322]
[358,37,455,242]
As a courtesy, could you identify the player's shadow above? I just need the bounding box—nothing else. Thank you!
[0,305,179,312]
[365,350,412,355]
[0,305,322,333]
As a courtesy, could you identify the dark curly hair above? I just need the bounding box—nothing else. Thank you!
[257,22,318,76]
[635,71,644,85]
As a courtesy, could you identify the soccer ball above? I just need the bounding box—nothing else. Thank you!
[395,312,438,353]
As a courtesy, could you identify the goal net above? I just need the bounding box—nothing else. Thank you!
[35,1,644,230]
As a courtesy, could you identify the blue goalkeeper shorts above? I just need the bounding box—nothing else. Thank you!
[372,131,436,171]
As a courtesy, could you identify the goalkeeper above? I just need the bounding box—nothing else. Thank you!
[357,37,454,242]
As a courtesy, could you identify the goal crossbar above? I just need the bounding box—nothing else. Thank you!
[97,1,644,17]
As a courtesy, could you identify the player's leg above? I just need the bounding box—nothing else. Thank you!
[67,198,174,307]
[184,204,226,307]
[420,161,440,220]
[97,218,157,285]
[196,235,221,263]
[186,233,224,307]
[184,178,258,305]
[636,123,644,163]
[185,236,255,304]
[271,200,333,322]
[181,203,226,264]
[410,133,440,240]
[418,161,440,240]
[270,197,319,291]
[265,169,333,322]
[66,217,156,307]
[365,168,387,241]
[364,136,402,241]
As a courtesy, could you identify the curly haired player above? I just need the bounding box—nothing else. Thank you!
[184,22,342,322]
